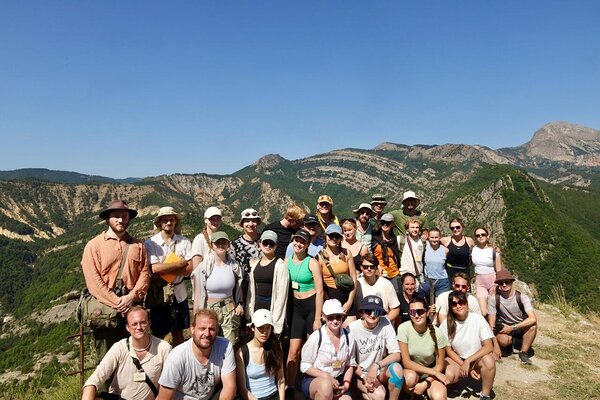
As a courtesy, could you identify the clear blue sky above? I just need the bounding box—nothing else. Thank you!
[1,1,599,178]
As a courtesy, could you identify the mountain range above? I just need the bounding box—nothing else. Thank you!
[0,121,599,391]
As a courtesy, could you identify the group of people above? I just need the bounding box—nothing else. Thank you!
[80,193,538,400]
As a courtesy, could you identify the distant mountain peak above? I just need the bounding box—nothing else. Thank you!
[252,154,287,169]
[524,121,600,166]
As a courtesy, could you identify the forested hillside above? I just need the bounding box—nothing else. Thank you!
[0,124,599,393]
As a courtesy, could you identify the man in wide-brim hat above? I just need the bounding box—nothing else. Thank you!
[144,206,193,346]
[81,199,149,365]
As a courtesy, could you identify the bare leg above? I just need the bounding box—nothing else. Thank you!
[309,377,335,400]
[475,354,496,395]
[520,324,537,353]
[427,380,447,400]
[286,338,303,389]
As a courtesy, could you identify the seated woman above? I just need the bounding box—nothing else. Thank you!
[236,309,285,400]
[319,224,358,327]
[397,298,449,400]
[191,231,243,345]
[398,273,426,324]
[300,299,356,400]
[441,291,496,400]
[348,296,404,400]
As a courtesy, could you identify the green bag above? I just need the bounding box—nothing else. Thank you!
[334,273,355,292]
[321,252,355,292]
[77,289,121,329]
[76,245,129,329]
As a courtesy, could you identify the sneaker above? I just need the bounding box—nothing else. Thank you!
[480,395,491,400]
[519,351,533,365]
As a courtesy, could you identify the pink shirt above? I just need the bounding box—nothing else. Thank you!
[81,232,149,308]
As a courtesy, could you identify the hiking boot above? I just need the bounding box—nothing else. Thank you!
[519,351,533,365]
[480,395,491,400]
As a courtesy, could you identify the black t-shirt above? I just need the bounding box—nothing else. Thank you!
[263,221,296,259]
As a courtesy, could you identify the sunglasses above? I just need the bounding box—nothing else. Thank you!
[450,299,467,307]
[327,234,342,240]
[261,240,276,248]
[326,314,343,321]
[362,309,383,317]
[361,264,377,270]
[318,202,331,207]
[359,210,371,215]
[242,211,259,218]
[450,225,462,231]
[475,233,488,238]
[497,280,513,286]
[453,284,468,290]
[408,308,427,317]
[381,221,393,226]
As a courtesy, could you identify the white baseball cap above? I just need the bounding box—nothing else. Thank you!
[322,299,345,316]
[248,309,274,327]
[204,206,222,219]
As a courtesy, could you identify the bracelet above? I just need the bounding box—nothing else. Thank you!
[343,380,351,385]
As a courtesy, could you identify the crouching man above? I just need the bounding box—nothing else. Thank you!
[487,270,538,365]
[82,306,171,400]
[157,309,236,400]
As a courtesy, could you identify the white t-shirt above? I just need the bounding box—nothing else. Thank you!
[300,327,357,378]
[471,246,495,275]
[145,233,193,302]
[348,318,399,370]
[158,337,235,400]
[191,233,211,260]
[440,313,494,359]
[399,236,424,277]
[436,291,481,316]
[356,277,400,314]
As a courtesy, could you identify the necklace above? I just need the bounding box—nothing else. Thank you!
[132,341,151,352]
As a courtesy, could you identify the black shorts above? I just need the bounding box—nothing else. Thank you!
[150,298,190,338]
[324,286,356,317]
[290,295,316,339]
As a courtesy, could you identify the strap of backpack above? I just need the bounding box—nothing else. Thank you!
[516,291,527,318]
[406,236,420,277]
[115,244,130,293]
[241,343,250,367]
[318,327,348,348]
[495,293,502,320]
[126,339,159,397]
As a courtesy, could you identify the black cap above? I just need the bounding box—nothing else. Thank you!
[292,230,311,243]
[358,295,386,314]
[303,214,318,225]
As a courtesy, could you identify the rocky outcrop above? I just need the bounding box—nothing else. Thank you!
[521,122,600,166]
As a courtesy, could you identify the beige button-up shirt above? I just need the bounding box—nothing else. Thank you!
[84,336,171,399]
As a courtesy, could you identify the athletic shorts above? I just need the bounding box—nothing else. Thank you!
[290,295,316,339]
